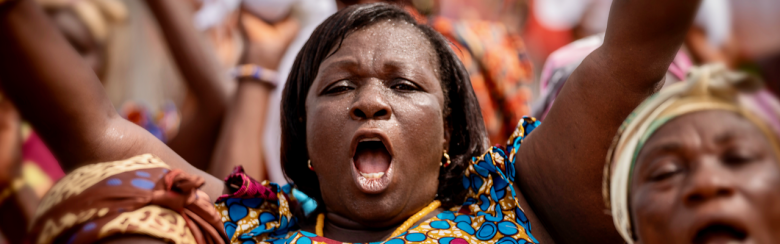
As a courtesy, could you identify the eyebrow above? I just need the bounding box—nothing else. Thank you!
[320,58,360,71]
[714,131,737,145]
[641,142,683,157]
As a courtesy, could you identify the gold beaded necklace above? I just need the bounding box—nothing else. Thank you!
[315,200,441,239]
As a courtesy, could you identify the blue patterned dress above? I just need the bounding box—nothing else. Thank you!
[215,117,542,244]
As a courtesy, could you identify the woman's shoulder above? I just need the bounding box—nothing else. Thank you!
[215,166,316,243]
[394,116,542,243]
[28,154,226,244]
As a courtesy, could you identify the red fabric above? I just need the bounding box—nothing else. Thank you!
[21,131,64,181]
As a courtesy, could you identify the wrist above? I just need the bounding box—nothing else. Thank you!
[230,64,279,88]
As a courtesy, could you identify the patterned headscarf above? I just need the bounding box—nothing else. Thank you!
[603,64,780,243]
[37,0,127,43]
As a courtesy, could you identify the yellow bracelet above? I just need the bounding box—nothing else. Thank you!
[0,178,26,205]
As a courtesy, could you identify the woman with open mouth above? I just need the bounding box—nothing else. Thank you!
[0,0,701,243]
[606,65,780,244]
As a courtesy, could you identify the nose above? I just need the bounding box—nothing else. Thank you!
[682,157,736,207]
[349,83,391,121]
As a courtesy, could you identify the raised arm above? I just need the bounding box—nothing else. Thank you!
[144,0,230,171]
[209,11,298,180]
[0,0,223,199]
[515,0,702,242]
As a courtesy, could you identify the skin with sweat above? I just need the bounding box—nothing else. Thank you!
[303,21,447,242]
[631,110,780,244]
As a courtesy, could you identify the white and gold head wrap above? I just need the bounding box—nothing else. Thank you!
[603,64,780,243]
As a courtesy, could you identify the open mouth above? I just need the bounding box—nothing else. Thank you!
[351,133,394,194]
[692,223,748,244]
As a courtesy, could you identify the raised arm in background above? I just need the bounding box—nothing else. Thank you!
[144,0,230,171]
[514,0,703,243]
[0,0,224,200]
[209,11,299,180]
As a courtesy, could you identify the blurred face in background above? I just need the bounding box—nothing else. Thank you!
[45,8,108,80]
[630,110,780,244]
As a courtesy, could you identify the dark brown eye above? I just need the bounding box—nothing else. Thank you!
[390,79,419,91]
[326,86,353,94]
[323,80,354,95]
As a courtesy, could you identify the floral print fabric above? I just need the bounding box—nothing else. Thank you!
[431,17,535,144]
[216,117,542,244]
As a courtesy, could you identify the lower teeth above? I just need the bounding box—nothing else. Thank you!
[360,172,384,179]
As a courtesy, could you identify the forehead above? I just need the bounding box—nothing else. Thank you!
[320,20,437,72]
[640,110,770,153]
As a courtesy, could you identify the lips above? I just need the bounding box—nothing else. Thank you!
[693,224,747,244]
[691,217,750,244]
[350,130,394,194]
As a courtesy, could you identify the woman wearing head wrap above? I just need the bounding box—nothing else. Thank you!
[605,64,780,243]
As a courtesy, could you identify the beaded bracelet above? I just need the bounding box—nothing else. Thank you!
[230,64,279,88]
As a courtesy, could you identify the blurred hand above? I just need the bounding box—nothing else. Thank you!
[239,10,300,70]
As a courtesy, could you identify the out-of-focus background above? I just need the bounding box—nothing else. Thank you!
[66,0,780,115]
[1,0,778,242]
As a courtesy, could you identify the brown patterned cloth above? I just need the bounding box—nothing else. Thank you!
[27,154,227,244]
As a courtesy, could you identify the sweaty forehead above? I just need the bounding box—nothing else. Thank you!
[638,110,770,157]
[322,20,438,73]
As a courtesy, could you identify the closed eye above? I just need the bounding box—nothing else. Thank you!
[647,159,683,182]
[722,148,761,167]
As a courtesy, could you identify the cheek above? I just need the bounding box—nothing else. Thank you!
[389,93,444,194]
[740,159,780,221]
[305,97,352,166]
[630,185,679,241]
[391,93,445,157]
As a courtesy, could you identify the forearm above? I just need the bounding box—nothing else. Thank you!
[145,0,231,169]
[0,0,117,169]
[0,0,224,199]
[514,0,702,242]
[144,0,230,109]
[209,80,270,180]
[597,0,702,89]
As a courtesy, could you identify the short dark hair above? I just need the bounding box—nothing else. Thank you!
[280,3,488,210]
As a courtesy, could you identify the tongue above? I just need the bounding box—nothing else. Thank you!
[354,143,391,173]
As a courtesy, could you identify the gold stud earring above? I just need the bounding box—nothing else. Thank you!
[308,160,314,171]
[442,150,451,167]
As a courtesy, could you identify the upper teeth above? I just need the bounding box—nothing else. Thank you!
[360,172,384,179]
[360,137,381,142]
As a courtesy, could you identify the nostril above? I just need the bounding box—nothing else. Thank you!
[353,109,366,118]
[374,109,387,118]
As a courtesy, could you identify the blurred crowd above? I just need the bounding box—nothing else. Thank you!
[0,0,779,243]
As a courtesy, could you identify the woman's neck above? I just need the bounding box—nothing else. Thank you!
[324,213,398,242]
[302,208,443,243]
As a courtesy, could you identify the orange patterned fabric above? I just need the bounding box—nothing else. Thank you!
[27,154,227,244]
[431,17,534,144]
